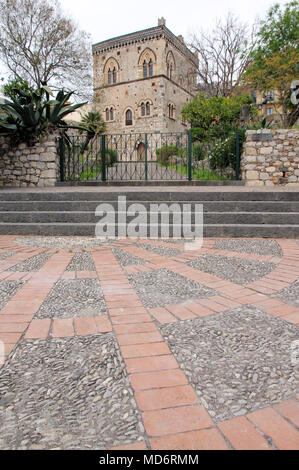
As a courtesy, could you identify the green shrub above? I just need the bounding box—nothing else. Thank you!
[105,148,117,166]
[192,141,205,161]
[209,135,235,169]
[156,145,178,164]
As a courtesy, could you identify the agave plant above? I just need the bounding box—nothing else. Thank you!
[0,85,91,146]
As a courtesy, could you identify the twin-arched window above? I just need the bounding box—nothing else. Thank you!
[108,67,117,85]
[104,58,119,85]
[143,58,153,78]
[141,101,151,117]
[105,107,114,121]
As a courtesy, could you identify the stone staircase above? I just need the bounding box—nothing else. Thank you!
[0,190,298,237]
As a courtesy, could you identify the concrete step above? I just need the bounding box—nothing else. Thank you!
[1,201,299,213]
[1,211,299,225]
[0,223,298,238]
[0,191,299,202]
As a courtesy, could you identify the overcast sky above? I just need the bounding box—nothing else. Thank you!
[0,0,289,81]
[59,0,289,44]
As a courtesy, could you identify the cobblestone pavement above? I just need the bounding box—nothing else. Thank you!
[0,235,298,450]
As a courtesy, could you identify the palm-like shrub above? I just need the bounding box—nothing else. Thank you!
[0,85,88,146]
[79,111,106,135]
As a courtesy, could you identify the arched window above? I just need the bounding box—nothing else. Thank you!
[148,59,153,77]
[125,109,133,126]
[166,51,175,80]
[112,68,117,84]
[139,48,156,79]
[103,57,120,85]
[168,103,175,119]
[108,69,112,85]
[105,108,110,121]
[143,60,148,78]
[146,101,151,116]
[110,107,114,121]
[141,102,146,116]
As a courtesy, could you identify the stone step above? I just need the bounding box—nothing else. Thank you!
[0,191,299,202]
[1,200,299,212]
[0,223,298,238]
[1,211,299,225]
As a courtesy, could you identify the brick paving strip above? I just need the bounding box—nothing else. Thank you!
[0,237,298,449]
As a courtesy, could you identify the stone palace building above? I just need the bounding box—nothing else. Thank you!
[92,18,199,134]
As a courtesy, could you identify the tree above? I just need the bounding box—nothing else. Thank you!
[190,13,257,98]
[79,110,106,135]
[182,93,255,133]
[0,0,92,101]
[244,1,299,127]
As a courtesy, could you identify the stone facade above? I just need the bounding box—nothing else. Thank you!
[92,18,198,134]
[0,134,58,187]
[241,129,299,187]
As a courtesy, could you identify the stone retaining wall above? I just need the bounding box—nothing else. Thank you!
[241,129,299,187]
[0,134,58,187]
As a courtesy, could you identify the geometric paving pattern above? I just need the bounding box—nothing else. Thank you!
[0,235,298,450]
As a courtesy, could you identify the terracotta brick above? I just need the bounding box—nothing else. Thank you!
[248,407,299,450]
[130,369,188,391]
[184,302,214,317]
[149,307,177,324]
[121,342,171,358]
[166,304,196,320]
[266,305,298,317]
[218,416,271,450]
[150,428,228,450]
[125,355,178,373]
[114,322,157,335]
[94,316,112,333]
[142,406,214,436]
[74,317,98,336]
[117,331,163,345]
[0,314,33,323]
[282,312,299,324]
[196,298,227,312]
[0,322,28,333]
[52,318,74,338]
[111,314,152,324]
[273,399,299,428]
[110,440,147,450]
[109,307,147,316]
[135,385,197,411]
[24,319,51,340]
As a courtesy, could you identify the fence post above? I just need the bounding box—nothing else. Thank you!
[235,130,240,180]
[59,137,65,182]
[145,133,148,181]
[188,130,192,181]
[101,134,106,182]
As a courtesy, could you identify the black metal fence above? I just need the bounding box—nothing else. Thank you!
[58,130,241,183]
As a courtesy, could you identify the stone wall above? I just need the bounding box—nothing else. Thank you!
[241,129,299,186]
[0,134,59,187]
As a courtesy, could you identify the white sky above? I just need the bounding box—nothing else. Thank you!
[0,0,290,81]
[59,0,289,44]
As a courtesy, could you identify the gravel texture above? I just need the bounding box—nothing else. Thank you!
[189,254,276,285]
[112,247,146,267]
[0,335,144,450]
[66,253,96,271]
[0,251,15,261]
[214,239,282,258]
[276,279,299,308]
[160,306,299,422]
[137,242,181,258]
[8,252,52,272]
[128,268,216,308]
[14,237,115,250]
[35,279,107,319]
[0,280,24,310]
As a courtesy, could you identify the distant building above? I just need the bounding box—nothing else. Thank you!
[92,18,198,134]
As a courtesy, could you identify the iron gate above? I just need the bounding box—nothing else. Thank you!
[58,131,241,183]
